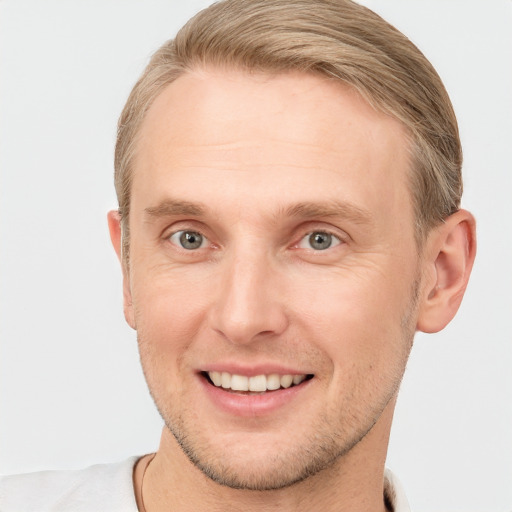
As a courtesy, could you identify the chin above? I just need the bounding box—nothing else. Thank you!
[162,413,370,491]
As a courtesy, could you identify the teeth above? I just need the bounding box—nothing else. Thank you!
[293,375,306,385]
[209,371,222,387]
[280,374,293,388]
[231,374,249,391]
[249,374,267,392]
[207,371,309,392]
[221,372,231,389]
[266,374,281,390]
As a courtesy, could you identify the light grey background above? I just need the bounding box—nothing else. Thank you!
[1,1,511,511]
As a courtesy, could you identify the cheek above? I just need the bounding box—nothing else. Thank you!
[131,271,211,357]
[132,278,210,413]
[291,265,414,367]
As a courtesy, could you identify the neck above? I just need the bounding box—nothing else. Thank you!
[136,400,395,512]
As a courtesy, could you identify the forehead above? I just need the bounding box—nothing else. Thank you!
[132,68,413,236]
[137,68,409,160]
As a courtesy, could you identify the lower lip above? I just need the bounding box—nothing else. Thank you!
[199,374,312,417]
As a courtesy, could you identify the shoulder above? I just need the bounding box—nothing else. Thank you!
[0,456,140,512]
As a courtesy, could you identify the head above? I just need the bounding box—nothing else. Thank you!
[108,0,475,493]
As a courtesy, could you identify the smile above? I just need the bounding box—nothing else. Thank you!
[205,371,312,393]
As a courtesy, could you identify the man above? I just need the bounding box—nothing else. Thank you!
[0,0,477,510]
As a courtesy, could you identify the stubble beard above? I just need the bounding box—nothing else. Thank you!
[162,401,391,491]
[140,348,414,491]
[138,281,420,492]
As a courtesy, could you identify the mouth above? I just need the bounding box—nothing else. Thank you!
[202,371,314,394]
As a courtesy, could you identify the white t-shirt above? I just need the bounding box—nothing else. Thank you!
[0,457,140,512]
[0,457,410,511]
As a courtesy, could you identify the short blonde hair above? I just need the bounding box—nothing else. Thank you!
[115,0,462,261]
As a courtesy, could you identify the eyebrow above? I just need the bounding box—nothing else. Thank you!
[144,200,206,218]
[144,198,372,225]
[283,201,373,225]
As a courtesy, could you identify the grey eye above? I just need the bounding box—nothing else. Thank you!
[298,231,341,250]
[170,230,206,250]
[309,232,332,250]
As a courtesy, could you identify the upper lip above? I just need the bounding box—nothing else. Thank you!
[198,363,313,377]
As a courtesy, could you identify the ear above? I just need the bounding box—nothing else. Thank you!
[416,209,476,333]
[107,210,136,330]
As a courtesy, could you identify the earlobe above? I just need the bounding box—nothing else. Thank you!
[107,210,136,330]
[416,209,476,334]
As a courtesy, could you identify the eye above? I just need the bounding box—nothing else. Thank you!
[297,231,341,251]
[169,230,208,250]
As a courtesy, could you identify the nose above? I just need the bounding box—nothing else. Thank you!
[208,248,289,345]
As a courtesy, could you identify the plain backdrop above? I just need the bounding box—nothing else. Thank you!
[1,1,511,511]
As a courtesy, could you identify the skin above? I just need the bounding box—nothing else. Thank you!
[108,69,476,512]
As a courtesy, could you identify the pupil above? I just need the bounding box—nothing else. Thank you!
[310,232,331,250]
[180,231,202,249]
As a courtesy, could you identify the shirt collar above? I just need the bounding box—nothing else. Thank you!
[384,468,411,512]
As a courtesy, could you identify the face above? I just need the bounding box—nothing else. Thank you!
[123,69,422,490]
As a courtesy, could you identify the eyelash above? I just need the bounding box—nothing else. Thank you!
[166,228,344,253]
